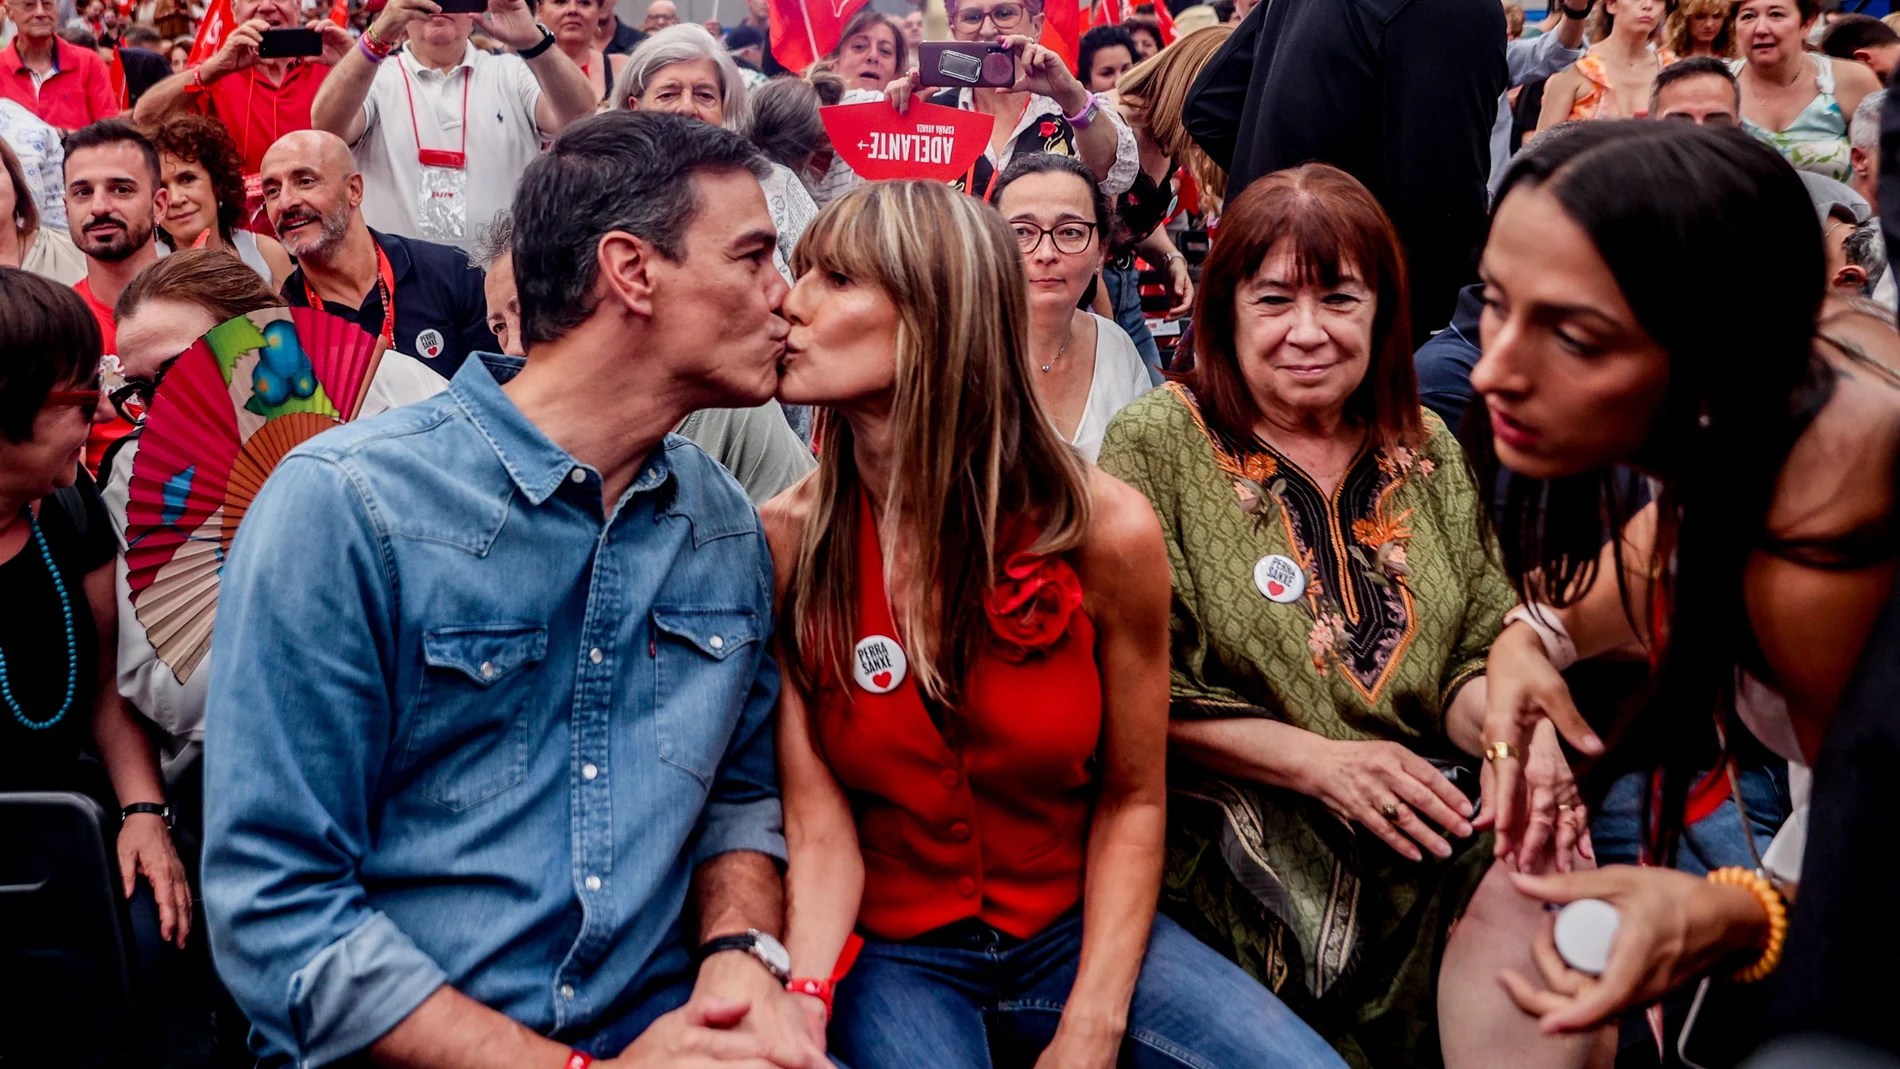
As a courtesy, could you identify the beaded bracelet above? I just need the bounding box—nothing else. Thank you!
[360,26,393,61]
[1706,866,1788,983]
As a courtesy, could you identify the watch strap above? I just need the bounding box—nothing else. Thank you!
[1064,92,1102,130]
[519,25,558,61]
[1560,0,1593,17]
[699,932,790,982]
[121,802,172,829]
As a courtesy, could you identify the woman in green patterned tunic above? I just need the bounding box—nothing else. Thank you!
[1097,166,1598,1069]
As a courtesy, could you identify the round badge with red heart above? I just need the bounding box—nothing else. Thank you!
[852,634,908,694]
[1253,554,1306,604]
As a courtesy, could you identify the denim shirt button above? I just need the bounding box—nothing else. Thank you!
[568,468,586,484]
[559,983,576,1000]
[709,635,724,650]
[479,661,496,680]
[585,875,602,891]
[589,647,603,664]
[582,762,599,780]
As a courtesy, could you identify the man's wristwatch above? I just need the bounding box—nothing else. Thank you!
[519,23,558,60]
[1560,0,1594,18]
[121,802,174,830]
[698,929,792,984]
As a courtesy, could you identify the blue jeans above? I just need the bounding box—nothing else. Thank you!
[830,912,1345,1069]
[1104,261,1164,386]
[1591,765,1790,874]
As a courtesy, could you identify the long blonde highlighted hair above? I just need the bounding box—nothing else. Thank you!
[1116,25,1232,206]
[782,181,1092,709]
[1664,0,1734,57]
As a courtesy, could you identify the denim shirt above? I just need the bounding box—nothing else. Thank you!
[202,354,786,1066]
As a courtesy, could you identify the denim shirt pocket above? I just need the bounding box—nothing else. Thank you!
[407,623,548,812]
[651,608,761,785]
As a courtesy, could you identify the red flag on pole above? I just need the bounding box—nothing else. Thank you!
[1088,0,1122,29]
[1040,0,1081,71]
[188,0,235,65]
[1153,0,1175,43]
[329,0,349,26]
[769,0,872,75]
[107,48,128,109]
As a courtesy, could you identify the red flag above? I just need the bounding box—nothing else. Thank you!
[108,47,128,109]
[188,0,235,65]
[1088,0,1122,29]
[1040,0,1081,71]
[1153,1,1174,43]
[329,0,349,25]
[769,0,871,75]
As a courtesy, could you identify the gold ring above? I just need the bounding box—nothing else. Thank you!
[1556,803,1575,812]
[1380,802,1401,821]
[1483,741,1520,763]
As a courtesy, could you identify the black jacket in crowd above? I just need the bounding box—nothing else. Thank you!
[1182,0,1508,343]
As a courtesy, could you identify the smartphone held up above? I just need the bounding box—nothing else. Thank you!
[916,41,1016,89]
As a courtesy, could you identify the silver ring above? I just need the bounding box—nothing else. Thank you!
[1380,801,1401,821]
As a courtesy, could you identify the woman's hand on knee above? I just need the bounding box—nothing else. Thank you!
[1300,738,1476,863]
[1496,866,1769,1034]
[118,814,191,949]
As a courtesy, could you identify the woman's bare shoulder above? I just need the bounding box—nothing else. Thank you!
[1077,466,1167,586]
[760,477,820,580]
[1773,313,1900,538]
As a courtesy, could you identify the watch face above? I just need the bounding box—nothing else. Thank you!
[750,930,792,976]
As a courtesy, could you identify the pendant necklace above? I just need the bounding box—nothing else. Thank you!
[1038,327,1074,374]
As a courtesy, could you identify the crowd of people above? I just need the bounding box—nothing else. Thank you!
[6,0,1900,1066]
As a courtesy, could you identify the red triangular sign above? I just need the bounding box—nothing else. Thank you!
[821,100,994,183]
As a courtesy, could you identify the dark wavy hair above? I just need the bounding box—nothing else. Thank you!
[1471,121,1874,858]
[0,267,103,443]
[143,112,248,244]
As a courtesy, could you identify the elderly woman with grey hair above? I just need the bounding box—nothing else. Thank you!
[610,23,817,283]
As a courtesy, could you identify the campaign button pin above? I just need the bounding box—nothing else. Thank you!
[852,635,908,694]
[1253,555,1306,603]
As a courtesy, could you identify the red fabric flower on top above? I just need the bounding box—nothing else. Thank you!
[985,551,1084,661]
[1038,119,1061,139]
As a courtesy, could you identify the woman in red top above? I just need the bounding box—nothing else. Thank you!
[763,179,1344,1068]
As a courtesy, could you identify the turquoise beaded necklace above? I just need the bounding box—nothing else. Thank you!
[0,512,77,731]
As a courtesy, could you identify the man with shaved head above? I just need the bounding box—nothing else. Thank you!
[262,128,497,377]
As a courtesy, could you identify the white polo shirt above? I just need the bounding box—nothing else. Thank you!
[352,43,546,252]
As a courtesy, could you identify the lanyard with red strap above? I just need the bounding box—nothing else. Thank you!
[399,55,470,170]
[303,242,397,350]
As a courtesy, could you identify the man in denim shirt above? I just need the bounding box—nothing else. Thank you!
[203,112,826,1069]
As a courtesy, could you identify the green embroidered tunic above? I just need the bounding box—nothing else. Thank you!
[1098,384,1516,1068]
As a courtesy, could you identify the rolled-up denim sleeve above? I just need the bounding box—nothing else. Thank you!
[691,531,788,867]
[203,453,447,1065]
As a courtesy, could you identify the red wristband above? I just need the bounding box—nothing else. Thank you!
[786,976,834,1018]
[564,1052,593,1069]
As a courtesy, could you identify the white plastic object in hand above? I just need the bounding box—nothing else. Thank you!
[1552,898,1620,976]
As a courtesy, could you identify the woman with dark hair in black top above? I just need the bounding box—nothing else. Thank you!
[1471,121,1900,1040]
[0,267,192,955]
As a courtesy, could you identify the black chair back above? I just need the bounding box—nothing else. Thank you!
[0,791,140,1067]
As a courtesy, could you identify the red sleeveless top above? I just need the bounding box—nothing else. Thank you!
[811,495,1103,942]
